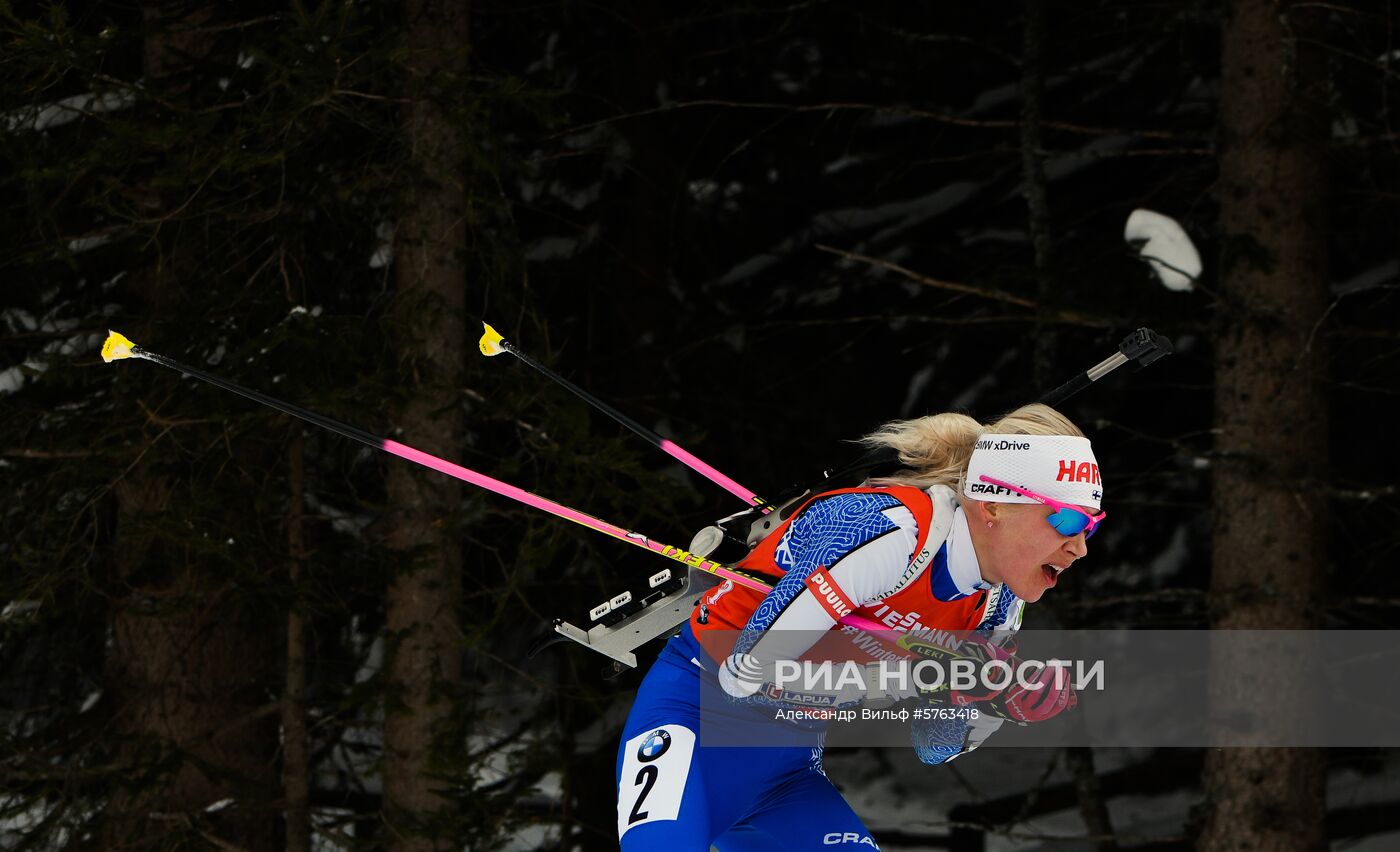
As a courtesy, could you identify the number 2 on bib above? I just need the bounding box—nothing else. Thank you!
[616,724,696,838]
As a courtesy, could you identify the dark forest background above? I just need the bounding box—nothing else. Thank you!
[2,1,1399,850]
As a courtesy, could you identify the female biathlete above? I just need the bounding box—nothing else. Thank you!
[615,404,1100,849]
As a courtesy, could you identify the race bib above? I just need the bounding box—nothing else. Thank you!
[616,724,696,838]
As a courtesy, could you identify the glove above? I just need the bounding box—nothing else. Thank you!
[897,632,1077,723]
[986,660,1077,723]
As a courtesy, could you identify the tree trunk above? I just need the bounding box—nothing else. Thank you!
[382,1,470,849]
[284,429,311,852]
[1201,1,1330,849]
[101,5,280,849]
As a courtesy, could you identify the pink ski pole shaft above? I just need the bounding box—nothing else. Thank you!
[103,333,844,617]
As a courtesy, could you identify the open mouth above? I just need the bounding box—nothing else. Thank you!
[1042,564,1064,586]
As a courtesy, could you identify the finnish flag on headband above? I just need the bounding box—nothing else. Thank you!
[963,434,1102,511]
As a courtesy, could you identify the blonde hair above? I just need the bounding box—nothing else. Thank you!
[859,403,1084,491]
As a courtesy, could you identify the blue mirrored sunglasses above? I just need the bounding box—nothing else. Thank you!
[1046,507,1100,539]
[978,476,1105,539]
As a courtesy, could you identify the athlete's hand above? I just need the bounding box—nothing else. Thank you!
[945,633,1018,706]
[986,661,1077,723]
[898,632,1077,723]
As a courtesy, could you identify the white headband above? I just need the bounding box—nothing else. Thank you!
[963,434,1103,511]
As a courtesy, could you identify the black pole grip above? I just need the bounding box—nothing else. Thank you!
[1039,372,1094,407]
[1119,327,1174,366]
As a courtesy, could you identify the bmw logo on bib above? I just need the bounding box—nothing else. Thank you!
[637,729,671,762]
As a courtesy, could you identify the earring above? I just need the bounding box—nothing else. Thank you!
[986,521,994,528]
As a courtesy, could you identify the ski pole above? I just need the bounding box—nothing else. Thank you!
[479,322,768,508]
[1037,327,1173,408]
[98,331,892,630]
